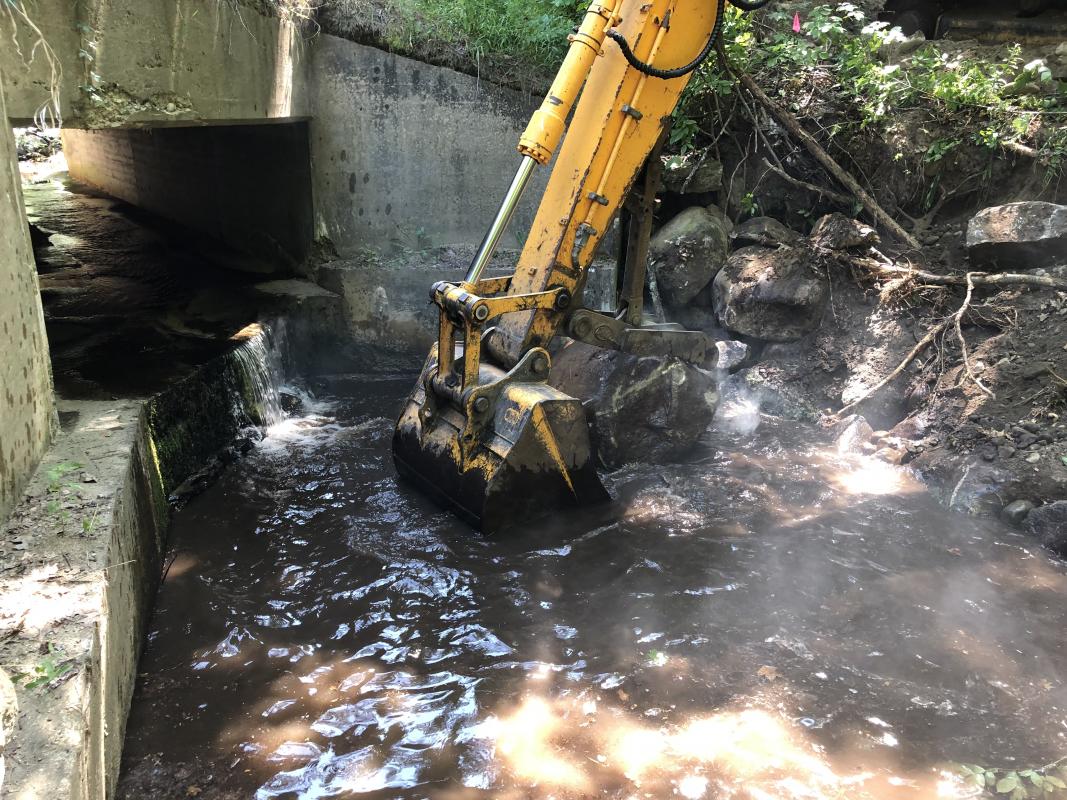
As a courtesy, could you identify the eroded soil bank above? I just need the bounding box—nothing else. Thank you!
[117,375,1067,800]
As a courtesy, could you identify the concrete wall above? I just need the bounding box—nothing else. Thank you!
[309,35,545,255]
[64,122,315,273]
[2,0,309,127]
[0,79,54,524]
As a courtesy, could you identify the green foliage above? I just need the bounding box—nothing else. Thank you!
[673,3,1067,179]
[953,762,1067,799]
[46,461,83,494]
[12,644,73,691]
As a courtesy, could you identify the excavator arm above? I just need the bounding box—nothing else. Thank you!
[393,0,736,532]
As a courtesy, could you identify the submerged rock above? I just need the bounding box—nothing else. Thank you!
[967,202,1067,270]
[1024,501,1067,554]
[649,206,730,307]
[712,246,828,342]
[550,340,718,469]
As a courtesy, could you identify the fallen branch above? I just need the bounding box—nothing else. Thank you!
[857,253,1067,292]
[761,158,854,207]
[720,46,922,251]
[954,273,995,398]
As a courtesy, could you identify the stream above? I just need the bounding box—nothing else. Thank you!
[117,373,1067,800]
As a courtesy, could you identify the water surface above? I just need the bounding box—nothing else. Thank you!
[117,375,1067,799]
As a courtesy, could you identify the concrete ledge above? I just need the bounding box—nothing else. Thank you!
[0,319,300,798]
[0,399,165,799]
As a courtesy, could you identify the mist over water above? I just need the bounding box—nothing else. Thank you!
[118,374,1067,800]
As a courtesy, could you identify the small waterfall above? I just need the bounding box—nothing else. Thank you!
[229,321,286,429]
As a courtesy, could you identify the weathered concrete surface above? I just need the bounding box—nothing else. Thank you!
[317,246,511,358]
[2,0,309,127]
[63,122,314,273]
[309,35,545,255]
[0,399,166,800]
[0,80,54,524]
[317,245,617,362]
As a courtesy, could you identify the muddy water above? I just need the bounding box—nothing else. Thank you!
[118,375,1067,800]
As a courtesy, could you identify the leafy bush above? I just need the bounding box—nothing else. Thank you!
[675,3,1067,181]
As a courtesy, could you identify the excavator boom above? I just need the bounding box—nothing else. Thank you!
[393,0,727,532]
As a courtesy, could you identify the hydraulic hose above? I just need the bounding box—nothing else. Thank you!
[606,0,727,79]
[727,0,771,10]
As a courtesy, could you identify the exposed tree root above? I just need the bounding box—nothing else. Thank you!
[834,261,1066,417]
[954,273,995,399]
[836,316,953,417]
[858,252,1067,292]
[2,1,63,128]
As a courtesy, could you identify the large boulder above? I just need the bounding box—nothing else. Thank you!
[732,217,802,249]
[662,155,723,194]
[967,202,1067,269]
[550,340,718,468]
[1024,501,1067,555]
[649,206,730,307]
[712,246,828,342]
[811,213,880,251]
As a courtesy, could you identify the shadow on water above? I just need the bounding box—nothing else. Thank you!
[117,374,1067,800]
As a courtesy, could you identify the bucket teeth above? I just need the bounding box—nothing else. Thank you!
[392,362,608,533]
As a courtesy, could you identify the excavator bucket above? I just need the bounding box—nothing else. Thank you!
[392,351,608,533]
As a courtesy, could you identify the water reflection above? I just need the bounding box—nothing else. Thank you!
[117,375,1067,799]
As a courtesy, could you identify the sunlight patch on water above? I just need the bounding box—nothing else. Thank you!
[830,456,921,496]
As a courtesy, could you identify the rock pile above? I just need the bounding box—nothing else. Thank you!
[635,162,1067,553]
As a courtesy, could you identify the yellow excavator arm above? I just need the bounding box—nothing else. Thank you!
[394,0,744,532]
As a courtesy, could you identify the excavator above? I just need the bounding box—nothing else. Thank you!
[392,0,768,532]
[393,0,1060,533]
[394,0,1067,533]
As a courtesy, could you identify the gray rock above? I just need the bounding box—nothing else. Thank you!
[714,339,751,373]
[1002,499,1036,526]
[712,246,828,342]
[732,217,802,249]
[967,202,1067,270]
[550,340,718,469]
[833,414,875,455]
[649,206,731,307]
[1024,501,1067,555]
[810,213,880,250]
[662,155,724,194]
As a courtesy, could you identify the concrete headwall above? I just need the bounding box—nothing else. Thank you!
[0,80,54,523]
[309,35,545,255]
[2,0,309,127]
[63,123,315,273]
